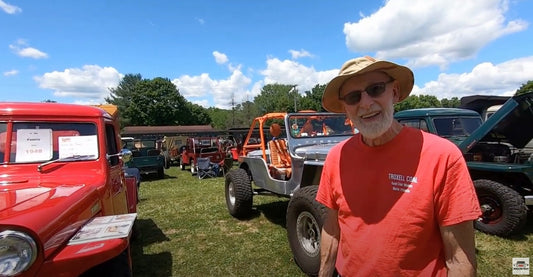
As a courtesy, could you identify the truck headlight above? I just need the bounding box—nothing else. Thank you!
[0,230,38,276]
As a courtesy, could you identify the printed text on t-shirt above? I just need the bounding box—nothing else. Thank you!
[389,173,418,193]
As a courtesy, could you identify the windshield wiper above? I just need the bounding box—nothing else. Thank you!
[37,155,96,172]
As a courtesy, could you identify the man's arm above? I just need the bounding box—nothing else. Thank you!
[440,221,477,277]
[319,208,340,277]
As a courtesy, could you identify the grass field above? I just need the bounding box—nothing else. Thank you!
[131,166,533,277]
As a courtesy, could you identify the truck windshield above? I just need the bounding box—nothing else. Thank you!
[433,117,482,137]
[0,122,98,164]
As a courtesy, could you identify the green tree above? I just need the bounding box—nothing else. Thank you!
[184,102,211,125]
[394,94,441,111]
[516,80,533,95]
[254,84,301,113]
[440,97,460,108]
[106,74,143,127]
[299,84,326,111]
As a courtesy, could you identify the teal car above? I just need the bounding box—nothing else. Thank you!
[395,92,533,237]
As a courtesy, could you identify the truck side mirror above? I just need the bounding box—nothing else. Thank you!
[120,149,133,163]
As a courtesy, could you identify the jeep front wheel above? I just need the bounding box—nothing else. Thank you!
[225,168,253,218]
[474,179,528,237]
[286,185,326,276]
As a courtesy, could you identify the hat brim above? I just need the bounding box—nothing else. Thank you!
[322,61,414,113]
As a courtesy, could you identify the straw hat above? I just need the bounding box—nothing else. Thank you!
[322,56,414,113]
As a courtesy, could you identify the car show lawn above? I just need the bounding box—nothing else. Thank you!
[131,166,533,277]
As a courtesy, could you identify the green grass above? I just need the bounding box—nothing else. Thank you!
[131,166,533,277]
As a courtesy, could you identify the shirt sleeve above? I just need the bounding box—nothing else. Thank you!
[434,148,481,226]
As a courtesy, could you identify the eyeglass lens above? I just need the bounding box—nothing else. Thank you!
[341,81,390,105]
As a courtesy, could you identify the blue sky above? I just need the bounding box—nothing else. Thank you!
[1,0,532,109]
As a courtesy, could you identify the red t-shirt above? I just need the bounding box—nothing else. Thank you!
[316,127,481,276]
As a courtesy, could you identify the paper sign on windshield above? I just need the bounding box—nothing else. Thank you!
[58,135,98,159]
[15,129,53,162]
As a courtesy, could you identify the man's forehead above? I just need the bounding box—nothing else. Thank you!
[341,71,389,89]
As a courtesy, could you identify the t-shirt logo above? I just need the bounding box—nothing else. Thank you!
[389,173,418,193]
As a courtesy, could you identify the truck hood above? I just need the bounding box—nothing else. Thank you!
[0,179,100,256]
[459,92,533,152]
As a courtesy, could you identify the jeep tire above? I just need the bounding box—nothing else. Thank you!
[474,179,528,237]
[286,185,326,276]
[225,168,253,218]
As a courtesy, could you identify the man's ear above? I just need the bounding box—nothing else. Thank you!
[392,81,401,104]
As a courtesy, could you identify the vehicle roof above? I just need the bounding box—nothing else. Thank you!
[0,102,110,118]
[394,108,480,118]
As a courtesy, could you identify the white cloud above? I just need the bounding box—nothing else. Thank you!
[9,40,48,59]
[413,56,533,99]
[172,68,252,109]
[34,65,123,102]
[213,51,228,64]
[344,0,528,69]
[289,49,313,60]
[0,0,21,14]
[261,58,337,93]
[3,69,18,76]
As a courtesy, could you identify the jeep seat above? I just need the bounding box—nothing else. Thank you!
[268,124,292,179]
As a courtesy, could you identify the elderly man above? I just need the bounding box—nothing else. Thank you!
[316,56,481,277]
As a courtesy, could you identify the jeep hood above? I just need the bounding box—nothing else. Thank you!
[459,92,533,152]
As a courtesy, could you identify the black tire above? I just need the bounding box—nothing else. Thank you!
[225,168,253,218]
[286,186,326,277]
[157,167,164,179]
[474,179,528,237]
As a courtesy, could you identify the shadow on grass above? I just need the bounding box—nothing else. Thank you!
[131,218,172,277]
[255,200,290,228]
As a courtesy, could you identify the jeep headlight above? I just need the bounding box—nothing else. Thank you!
[0,230,37,276]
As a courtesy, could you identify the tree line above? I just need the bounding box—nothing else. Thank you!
[105,73,533,130]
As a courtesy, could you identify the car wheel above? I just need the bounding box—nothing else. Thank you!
[180,158,186,170]
[190,161,196,175]
[286,185,326,276]
[474,179,528,237]
[225,168,253,218]
[157,167,164,179]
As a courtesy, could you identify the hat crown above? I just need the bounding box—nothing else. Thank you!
[339,56,377,76]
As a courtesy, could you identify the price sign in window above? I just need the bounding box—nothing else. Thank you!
[16,129,53,162]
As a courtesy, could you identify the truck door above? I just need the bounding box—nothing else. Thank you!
[105,123,128,214]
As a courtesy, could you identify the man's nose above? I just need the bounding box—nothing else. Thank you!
[358,91,374,107]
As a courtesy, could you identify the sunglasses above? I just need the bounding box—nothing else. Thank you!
[339,79,395,105]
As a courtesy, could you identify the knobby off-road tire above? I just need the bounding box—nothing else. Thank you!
[474,179,528,237]
[225,168,253,218]
[286,185,326,277]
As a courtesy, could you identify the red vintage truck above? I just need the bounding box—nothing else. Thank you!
[0,102,137,276]
[179,137,226,175]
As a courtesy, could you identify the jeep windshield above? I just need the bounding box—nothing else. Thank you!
[0,122,98,164]
[288,113,355,138]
